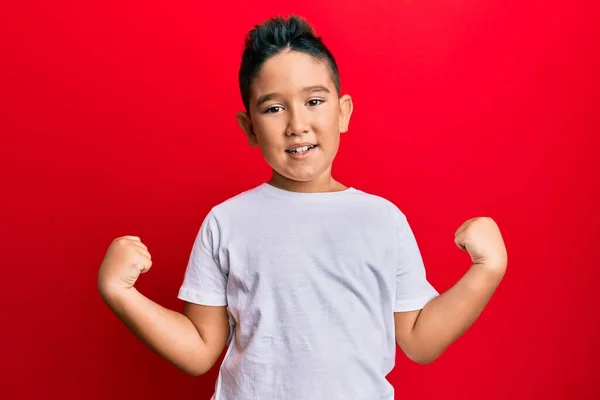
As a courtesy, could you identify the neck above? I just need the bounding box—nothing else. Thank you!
[268,170,347,193]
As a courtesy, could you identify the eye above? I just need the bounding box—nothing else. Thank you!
[307,99,324,107]
[264,105,284,114]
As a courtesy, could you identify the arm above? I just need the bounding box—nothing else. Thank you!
[98,235,230,376]
[394,217,507,364]
[101,286,229,375]
[394,264,504,364]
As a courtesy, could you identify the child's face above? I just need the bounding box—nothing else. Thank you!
[237,51,353,187]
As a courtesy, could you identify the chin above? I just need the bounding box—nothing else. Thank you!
[284,173,319,183]
[274,167,324,183]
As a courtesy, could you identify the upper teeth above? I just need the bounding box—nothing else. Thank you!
[288,145,315,154]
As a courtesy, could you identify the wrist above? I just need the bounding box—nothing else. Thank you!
[98,279,138,305]
[475,261,507,280]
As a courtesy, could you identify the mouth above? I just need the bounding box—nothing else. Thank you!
[285,144,318,155]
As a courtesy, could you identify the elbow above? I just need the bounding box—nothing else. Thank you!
[182,365,209,377]
[398,340,441,365]
[407,352,439,365]
[184,367,204,377]
[179,360,212,377]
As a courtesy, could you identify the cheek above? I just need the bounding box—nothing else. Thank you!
[253,120,284,147]
[313,114,340,143]
[313,104,339,127]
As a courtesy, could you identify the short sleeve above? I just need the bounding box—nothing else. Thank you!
[178,211,228,306]
[394,214,439,312]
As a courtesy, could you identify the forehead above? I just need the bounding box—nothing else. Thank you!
[251,51,335,96]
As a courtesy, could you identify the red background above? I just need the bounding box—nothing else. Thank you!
[1,1,598,399]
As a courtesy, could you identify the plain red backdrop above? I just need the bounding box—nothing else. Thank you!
[1,0,598,399]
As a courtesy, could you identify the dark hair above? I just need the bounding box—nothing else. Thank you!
[238,15,341,112]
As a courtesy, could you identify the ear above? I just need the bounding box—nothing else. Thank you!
[338,94,354,133]
[236,111,258,146]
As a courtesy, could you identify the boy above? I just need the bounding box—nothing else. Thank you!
[98,15,507,400]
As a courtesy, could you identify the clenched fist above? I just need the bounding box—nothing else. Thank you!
[455,217,507,272]
[97,236,153,297]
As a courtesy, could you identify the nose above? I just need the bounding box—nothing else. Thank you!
[285,107,309,136]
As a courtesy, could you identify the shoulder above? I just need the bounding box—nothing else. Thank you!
[191,184,266,245]
[349,187,408,222]
[212,184,263,210]
[202,183,266,227]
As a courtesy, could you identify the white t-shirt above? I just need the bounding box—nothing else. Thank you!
[178,183,439,400]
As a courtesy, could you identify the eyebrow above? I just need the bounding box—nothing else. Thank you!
[256,85,331,106]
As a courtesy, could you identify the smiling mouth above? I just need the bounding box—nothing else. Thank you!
[285,144,318,154]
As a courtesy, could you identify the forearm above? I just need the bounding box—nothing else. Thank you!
[409,264,505,363]
[100,287,211,375]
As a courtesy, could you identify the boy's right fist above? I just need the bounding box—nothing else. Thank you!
[97,236,153,297]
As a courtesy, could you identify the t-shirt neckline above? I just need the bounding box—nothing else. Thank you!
[258,182,357,200]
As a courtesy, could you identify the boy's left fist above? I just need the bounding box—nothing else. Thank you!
[454,217,507,272]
